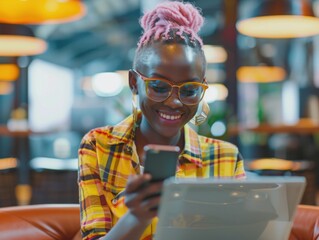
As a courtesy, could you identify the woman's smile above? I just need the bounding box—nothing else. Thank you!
[158,111,183,121]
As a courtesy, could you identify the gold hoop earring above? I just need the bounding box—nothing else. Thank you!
[190,101,210,126]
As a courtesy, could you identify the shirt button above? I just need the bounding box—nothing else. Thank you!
[124,145,132,154]
[112,199,117,204]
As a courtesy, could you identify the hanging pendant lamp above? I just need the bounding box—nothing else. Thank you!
[202,45,228,64]
[0,24,47,56]
[0,0,86,24]
[0,64,20,81]
[237,66,286,83]
[0,36,47,56]
[236,0,319,38]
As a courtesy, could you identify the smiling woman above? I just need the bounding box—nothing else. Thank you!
[78,2,246,240]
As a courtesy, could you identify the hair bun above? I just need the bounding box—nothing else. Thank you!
[140,1,204,34]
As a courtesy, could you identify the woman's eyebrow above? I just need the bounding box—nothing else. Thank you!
[150,72,168,79]
[151,72,201,82]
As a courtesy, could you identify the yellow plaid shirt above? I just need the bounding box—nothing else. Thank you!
[78,113,246,240]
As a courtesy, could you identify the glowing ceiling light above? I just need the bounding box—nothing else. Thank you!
[0,0,86,24]
[0,35,47,56]
[202,45,228,63]
[237,66,286,83]
[210,121,227,137]
[0,64,19,81]
[237,0,319,38]
[92,72,124,97]
[204,84,228,103]
[0,158,17,170]
[237,16,319,38]
[248,158,295,171]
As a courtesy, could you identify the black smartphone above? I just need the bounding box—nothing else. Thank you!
[143,144,180,182]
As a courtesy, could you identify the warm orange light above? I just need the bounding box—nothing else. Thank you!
[0,64,19,81]
[248,158,295,171]
[237,66,286,83]
[0,35,47,56]
[0,0,86,24]
[0,158,17,170]
[202,45,228,63]
[204,84,228,103]
[237,16,319,38]
[0,82,14,95]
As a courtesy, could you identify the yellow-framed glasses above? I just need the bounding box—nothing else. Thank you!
[131,69,208,105]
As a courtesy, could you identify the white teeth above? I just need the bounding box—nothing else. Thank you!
[159,112,182,120]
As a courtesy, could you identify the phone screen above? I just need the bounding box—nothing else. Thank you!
[143,144,180,182]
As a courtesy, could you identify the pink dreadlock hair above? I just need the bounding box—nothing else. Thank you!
[137,1,204,49]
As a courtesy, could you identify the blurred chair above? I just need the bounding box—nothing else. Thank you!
[29,131,81,204]
[246,158,316,205]
[0,158,18,206]
[30,157,78,204]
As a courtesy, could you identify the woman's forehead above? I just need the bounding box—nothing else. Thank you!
[150,43,199,62]
[138,43,205,76]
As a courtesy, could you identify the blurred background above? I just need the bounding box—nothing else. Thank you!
[1,0,319,206]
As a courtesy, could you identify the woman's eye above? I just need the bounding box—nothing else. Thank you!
[153,86,168,93]
[181,85,200,96]
[149,81,170,93]
[182,90,197,96]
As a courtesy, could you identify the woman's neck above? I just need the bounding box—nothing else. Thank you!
[135,128,182,147]
[134,121,184,162]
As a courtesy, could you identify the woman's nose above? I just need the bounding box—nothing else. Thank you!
[163,88,183,108]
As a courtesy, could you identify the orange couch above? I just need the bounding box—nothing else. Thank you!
[0,204,81,240]
[289,205,319,240]
[0,204,318,240]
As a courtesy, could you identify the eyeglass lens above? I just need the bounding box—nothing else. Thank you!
[146,80,204,105]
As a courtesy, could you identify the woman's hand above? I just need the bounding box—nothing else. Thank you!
[100,175,163,240]
[124,174,163,224]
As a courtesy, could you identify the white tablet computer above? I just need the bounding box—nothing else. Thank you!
[155,176,306,240]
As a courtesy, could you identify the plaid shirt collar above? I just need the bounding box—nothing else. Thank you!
[104,112,203,166]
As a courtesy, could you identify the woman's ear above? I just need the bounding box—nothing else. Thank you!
[129,70,138,94]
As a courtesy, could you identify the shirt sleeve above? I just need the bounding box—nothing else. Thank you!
[78,132,112,240]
